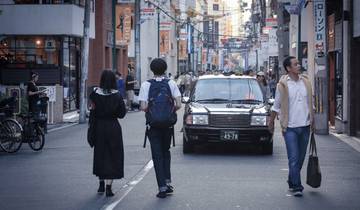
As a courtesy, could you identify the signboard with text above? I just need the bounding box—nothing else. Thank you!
[314,0,326,58]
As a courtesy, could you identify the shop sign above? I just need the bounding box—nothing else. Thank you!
[40,86,56,102]
[314,0,326,58]
[140,8,155,17]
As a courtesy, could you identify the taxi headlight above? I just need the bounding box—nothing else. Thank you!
[251,115,267,126]
[186,115,209,125]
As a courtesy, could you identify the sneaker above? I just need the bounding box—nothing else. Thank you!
[165,185,174,194]
[293,191,303,197]
[156,191,167,198]
[288,188,295,192]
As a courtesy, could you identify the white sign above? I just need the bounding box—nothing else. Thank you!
[140,8,155,17]
[314,0,326,58]
[41,86,56,102]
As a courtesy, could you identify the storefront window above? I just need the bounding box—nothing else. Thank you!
[62,37,80,112]
[0,36,60,68]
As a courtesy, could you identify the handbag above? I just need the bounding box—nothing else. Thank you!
[306,133,322,188]
[87,109,96,148]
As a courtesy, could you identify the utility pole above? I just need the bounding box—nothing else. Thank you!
[112,0,117,71]
[157,7,160,57]
[135,0,141,83]
[79,0,90,123]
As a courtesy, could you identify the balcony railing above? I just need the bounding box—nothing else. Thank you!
[0,0,85,6]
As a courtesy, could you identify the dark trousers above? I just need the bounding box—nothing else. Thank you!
[148,127,172,191]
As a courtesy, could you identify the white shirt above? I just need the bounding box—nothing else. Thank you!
[271,77,310,128]
[138,77,181,102]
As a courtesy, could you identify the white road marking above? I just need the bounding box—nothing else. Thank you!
[48,123,78,133]
[101,160,154,210]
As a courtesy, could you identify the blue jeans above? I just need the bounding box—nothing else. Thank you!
[283,126,310,191]
[148,127,172,192]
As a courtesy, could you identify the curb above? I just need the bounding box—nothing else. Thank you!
[48,122,79,133]
[330,132,360,153]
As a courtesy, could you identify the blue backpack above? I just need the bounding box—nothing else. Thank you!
[145,79,177,128]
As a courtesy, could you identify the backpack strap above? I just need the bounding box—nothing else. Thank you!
[172,126,175,147]
[143,125,149,148]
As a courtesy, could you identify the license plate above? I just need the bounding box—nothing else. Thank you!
[221,131,239,141]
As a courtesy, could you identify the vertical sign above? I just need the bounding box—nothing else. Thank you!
[314,0,326,58]
[159,30,170,55]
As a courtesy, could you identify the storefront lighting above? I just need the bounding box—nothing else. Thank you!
[36,40,41,45]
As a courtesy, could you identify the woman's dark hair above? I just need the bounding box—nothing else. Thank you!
[100,70,117,93]
[283,56,296,72]
[257,75,268,86]
[150,58,167,75]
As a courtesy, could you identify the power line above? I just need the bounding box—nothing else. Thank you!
[145,0,251,40]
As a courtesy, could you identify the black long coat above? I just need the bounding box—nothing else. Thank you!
[90,89,126,179]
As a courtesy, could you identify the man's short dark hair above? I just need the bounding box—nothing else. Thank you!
[283,56,296,72]
[115,72,121,77]
[150,58,167,75]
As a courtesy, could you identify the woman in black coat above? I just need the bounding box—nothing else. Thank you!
[89,70,126,197]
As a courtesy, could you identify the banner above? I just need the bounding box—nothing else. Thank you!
[159,30,170,55]
[179,40,187,60]
[116,5,133,45]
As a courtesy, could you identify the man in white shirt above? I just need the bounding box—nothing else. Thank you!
[138,58,181,199]
[269,56,315,197]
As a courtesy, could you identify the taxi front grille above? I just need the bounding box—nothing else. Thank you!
[210,114,250,128]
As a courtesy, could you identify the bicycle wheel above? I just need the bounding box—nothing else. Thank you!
[0,119,23,153]
[28,125,45,151]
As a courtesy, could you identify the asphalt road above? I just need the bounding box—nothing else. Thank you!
[0,108,360,210]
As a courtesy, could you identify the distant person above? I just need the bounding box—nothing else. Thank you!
[125,67,137,111]
[138,58,181,198]
[269,56,315,197]
[268,74,277,98]
[89,70,127,197]
[27,71,46,113]
[256,71,271,100]
[168,73,174,80]
[115,72,126,98]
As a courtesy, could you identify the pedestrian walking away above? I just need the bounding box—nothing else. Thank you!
[126,65,137,111]
[88,70,127,197]
[138,58,182,199]
[268,56,315,197]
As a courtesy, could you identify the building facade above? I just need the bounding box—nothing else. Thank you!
[0,0,95,123]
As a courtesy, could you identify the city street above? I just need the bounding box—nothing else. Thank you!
[0,108,360,210]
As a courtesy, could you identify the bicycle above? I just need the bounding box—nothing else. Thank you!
[18,112,45,151]
[0,96,46,153]
[0,97,23,153]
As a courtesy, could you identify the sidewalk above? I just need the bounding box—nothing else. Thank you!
[330,129,360,153]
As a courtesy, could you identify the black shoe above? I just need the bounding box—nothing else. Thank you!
[156,191,167,198]
[97,181,105,193]
[293,190,303,197]
[165,185,174,194]
[106,185,114,197]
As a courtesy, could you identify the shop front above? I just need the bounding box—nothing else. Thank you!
[0,35,82,122]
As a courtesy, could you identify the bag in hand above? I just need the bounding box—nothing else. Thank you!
[306,133,322,188]
[87,109,96,148]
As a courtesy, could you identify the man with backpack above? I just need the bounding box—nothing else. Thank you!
[138,58,182,198]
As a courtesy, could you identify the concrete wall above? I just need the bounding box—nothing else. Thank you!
[0,4,95,38]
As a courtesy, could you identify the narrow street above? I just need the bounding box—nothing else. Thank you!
[1,109,359,210]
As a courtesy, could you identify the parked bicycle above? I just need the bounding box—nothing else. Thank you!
[0,97,23,153]
[0,96,48,153]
